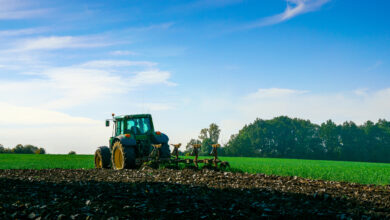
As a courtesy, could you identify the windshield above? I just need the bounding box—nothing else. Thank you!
[125,117,152,135]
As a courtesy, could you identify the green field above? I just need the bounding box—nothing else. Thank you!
[0,154,389,185]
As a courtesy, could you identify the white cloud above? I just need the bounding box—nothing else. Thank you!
[0,9,47,19]
[246,88,307,99]
[0,102,98,125]
[246,0,330,28]
[40,67,124,109]
[80,60,156,68]
[353,88,368,96]
[0,102,109,154]
[0,125,110,154]
[132,69,177,86]
[0,27,48,37]
[0,0,49,19]
[0,59,176,109]
[239,87,390,125]
[14,36,110,51]
[110,50,138,56]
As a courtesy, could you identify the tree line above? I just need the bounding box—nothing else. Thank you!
[186,116,390,163]
[0,144,46,154]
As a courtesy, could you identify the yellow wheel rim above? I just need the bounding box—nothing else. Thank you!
[95,152,102,168]
[113,145,124,169]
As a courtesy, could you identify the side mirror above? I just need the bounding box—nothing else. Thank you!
[105,120,110,127]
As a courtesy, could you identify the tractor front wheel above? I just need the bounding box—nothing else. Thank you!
[94,146,111,169]
[111,142,136,170]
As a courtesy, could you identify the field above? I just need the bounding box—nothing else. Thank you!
[1,154,389,185]
[1,154,389,218]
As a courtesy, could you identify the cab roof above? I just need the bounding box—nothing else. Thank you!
[113,114,152,120]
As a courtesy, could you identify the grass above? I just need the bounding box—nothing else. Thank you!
[218,156,390,185]
[0,154,389,185]
[0,154,94,169]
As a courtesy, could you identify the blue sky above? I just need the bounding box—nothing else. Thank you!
[0,0,389,153]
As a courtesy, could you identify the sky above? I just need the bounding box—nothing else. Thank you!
[0,0,389,154]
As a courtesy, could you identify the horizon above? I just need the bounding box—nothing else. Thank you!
[0,0,389,154]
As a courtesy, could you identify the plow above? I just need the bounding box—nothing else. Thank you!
[94,113,229,170]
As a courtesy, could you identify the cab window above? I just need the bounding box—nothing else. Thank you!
[116,120,124,135]
[126,118,151,134]
[139,118,151,133]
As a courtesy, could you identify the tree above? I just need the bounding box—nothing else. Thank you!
[319,120,342,160]
[340,121,364,161]
[68,151,76,155]
[35,148,46,154]
[8,144,45,154]
[221,116,390,163]
[198,123,221,155]
[208,123,221,144]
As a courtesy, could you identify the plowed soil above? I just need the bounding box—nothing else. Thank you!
[0,168,389,219]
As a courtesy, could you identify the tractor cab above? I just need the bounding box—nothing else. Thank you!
[106,114,165,151]
[110,114,155,137]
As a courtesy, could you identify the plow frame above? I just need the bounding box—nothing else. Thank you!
[140,143,230,169]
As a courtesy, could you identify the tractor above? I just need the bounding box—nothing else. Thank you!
[94,113,229,170]
[94,113,171,169]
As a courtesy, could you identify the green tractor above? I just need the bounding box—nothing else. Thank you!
[94,113,171,169]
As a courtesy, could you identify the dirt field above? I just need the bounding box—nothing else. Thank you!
[0,168,389,219]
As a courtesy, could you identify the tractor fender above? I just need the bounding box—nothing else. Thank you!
[116,136,137,147]
[152,133,169,144]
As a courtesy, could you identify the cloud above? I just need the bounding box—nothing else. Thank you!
[0,59,176,109]
[246,88,307,99]
[240,87,390,124]
[40,67,125,109]
[0,9,48,19]
[0,102,109,154]
[353,88,368,96]
[0,27,48,37]
[0,0,49,19]
[110,50,138,56]
[0,102,99,125]
[0,124,110,154]
[132,69,177,87]
[246,0,330,28]
[13,35,111,51]
[79,60,156,68]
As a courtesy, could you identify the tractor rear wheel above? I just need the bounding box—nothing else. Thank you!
[94,146,111,169]
[111,141,136,170]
